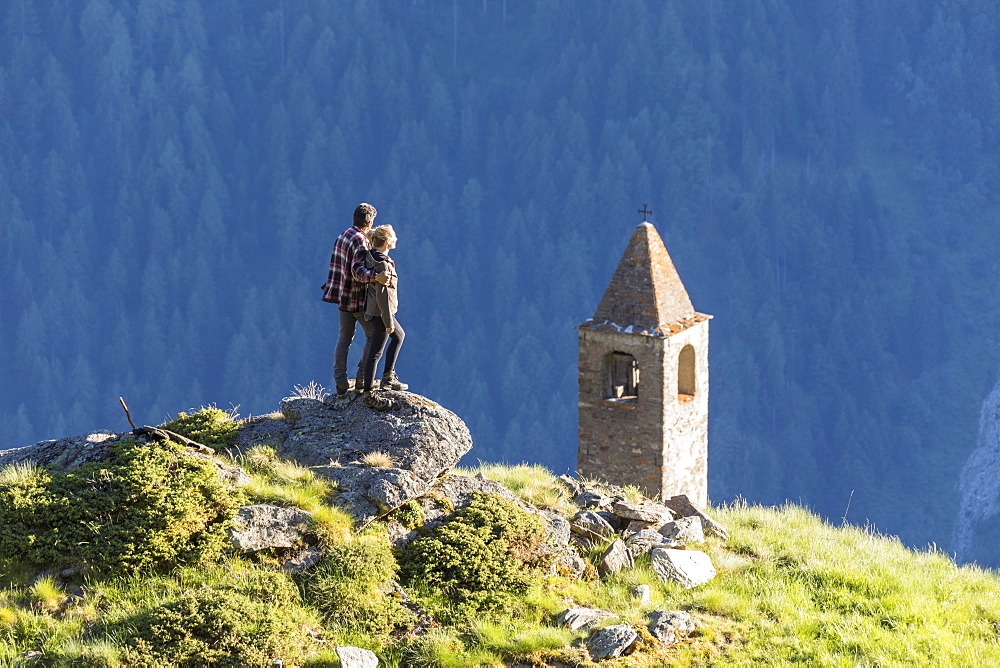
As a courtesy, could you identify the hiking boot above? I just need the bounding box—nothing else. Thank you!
[335,384,350,398]
[353,374,367,393]
[362,390,395,411]
[380,372,408,391]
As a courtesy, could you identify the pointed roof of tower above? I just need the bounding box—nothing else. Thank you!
[590,222,695,331]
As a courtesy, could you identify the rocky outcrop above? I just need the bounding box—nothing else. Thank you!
[0,431,128,471]
[0,430,249,485]
[236,394,472,525]
[228,504,312,553]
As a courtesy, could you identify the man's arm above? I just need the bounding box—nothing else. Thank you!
[351,241,388,285]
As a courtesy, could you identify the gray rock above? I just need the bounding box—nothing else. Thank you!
[611,500,674,524]
[650,548,716,588]
[557,474,582,496]
[382,474,523,548]
[317,464,431,521]
[647,610,696,645]
[553,548,587,579]
[571,509,617,542]
[234,414,290,451]
[0,430,250,486]
[543,511,572,548]
[247,395,471,525]
[574,489,612,509]
[335,646,379,668]
[598,539,633,575]
[659,516,705,543]
[587,624,638,661]
[275,395,471,482]
[228,504,312,552]
[625,529,682,558]
[623,519,664,537]
[281,547,324,573]
[557,607,617,631]
[663,494,729,540]
[569,531,596,552]
[0,431,121,471]
[630,584,651,604]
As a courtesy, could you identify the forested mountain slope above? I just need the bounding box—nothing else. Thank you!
[1,0,998,562]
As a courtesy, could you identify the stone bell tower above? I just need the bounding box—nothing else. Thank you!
[577,221,711,506]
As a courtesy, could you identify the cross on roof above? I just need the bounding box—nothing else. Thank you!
[638,204,652,222]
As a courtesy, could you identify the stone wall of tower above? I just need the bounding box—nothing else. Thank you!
[660,320,709,507]
[577,327,666,497]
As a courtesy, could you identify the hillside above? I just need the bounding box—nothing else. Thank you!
[1,400,999,666]
[4,0,1000,566]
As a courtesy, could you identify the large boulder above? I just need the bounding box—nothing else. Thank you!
[238,394,473,525]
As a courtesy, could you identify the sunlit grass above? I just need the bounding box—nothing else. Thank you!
[361,451,394,468]
[455,462,576,515]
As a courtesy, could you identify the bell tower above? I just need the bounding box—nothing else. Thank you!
[577,221,711,506]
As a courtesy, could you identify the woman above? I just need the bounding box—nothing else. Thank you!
[360,224,407,410]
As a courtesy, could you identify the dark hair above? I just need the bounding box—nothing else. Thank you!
[354,203,378,227]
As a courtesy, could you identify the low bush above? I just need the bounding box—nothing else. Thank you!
[401,492,553,613]
[162,407,238,453]
[125,571,311,667]
[303,533,409,639]
[0,438,242,574]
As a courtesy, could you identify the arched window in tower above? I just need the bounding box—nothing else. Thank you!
[678,345,696,403]
[605,352,639,402]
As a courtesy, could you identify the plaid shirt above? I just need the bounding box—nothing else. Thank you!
[321,225,377,311]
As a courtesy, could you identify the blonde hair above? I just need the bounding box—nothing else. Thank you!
[367,224,395,249]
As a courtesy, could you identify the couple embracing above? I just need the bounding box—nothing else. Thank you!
[322,203,406,411]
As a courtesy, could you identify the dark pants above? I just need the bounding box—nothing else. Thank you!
[333,309,373,389]
[363,317,405,391]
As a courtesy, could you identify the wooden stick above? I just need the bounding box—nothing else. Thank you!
[119,397,137,431]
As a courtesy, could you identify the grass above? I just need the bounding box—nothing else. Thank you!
[362,451,395,467]
[2,452,1000,666]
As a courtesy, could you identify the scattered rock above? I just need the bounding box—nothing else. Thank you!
[598,539,633,575]
[623,519,665,537]
[228,504,312,552]
[611,500,674,523]
[587,624,638,661]
[630,584,651,604]
[335,646,379,668]
[574,489,612,509]
[647,610,696,645]
[558,607,618,631]
[554,548,587,579]
[543,511,572,548]
[650,548,716,588]
[625,529,682,558]
[557,474,582,497]
[281,547,324,573]
[663,495,729,540]
[571,509,617,542]
[659,516,705,543]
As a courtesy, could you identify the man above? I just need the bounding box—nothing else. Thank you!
[322,203,389,402]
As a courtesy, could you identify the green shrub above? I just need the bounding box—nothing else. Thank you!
[125,570,310,667]
[0,438,242,574]
[304,533,409,638]
[162,407,238,453]
[401,492,553,612]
